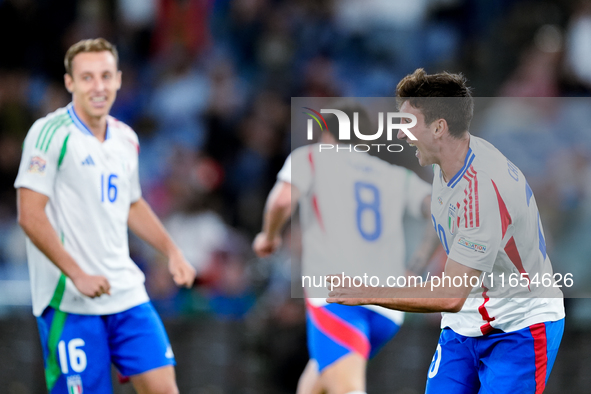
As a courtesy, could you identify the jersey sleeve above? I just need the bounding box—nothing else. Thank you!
[129,159,142,203]
[448,174,503,272]
[404,170,432,219]
[277,146,313,195]
[277,154,292,183]
[122,126,142,203]
[14,118,66,198]
[129,139,142,203]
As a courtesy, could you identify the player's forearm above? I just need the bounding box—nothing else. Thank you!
[344,284,466,313]
[365,287,465,313]
[262,203,291,239]
[328,259,480,312]
[128,198,179,257]
[261,181,294,239]
[18,208,86,281]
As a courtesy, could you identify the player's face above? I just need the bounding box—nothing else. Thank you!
[64,51,121,121]
[397,101,437,166]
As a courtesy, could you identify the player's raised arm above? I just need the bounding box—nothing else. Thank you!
[17,188,111,298]
[327,257,481,313]
[252,180,300,257]
[127,197,196,288]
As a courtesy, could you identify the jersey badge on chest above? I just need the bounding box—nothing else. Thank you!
[448,202,460,234]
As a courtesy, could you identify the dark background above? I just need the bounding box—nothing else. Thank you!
[1,0,591,392]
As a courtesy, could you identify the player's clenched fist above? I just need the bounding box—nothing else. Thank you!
[72,273,111,298]
[252,232,282,257]
[168,249,197,288]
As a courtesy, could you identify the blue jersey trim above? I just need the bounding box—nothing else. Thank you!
[448,148,475,188]
[67,103,111,140]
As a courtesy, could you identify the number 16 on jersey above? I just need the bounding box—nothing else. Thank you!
[100,173,118,203]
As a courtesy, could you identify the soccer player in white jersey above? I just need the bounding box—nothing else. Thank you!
[14,38,196,394]
[328,69,565,394]
[253,103,434,394]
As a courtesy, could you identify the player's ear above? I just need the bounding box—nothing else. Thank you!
[433,118,447,139]
[64,73,74,93]
[115,70,122,90]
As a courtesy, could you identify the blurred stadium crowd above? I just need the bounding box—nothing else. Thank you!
[1,0,591,392]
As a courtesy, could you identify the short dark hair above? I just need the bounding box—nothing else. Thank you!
[396,68,473,138]
[64,38,119,76]
[325,99,372,145]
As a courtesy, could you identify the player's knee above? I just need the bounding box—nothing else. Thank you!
[150,385,178,394]
[320,372,364,394]
[132,375,179,394]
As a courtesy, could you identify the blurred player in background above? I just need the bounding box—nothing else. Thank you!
[14,38,196,394]
[253,102,435,394]
[328,69,565,394]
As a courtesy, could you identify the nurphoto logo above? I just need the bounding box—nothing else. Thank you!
[302,107,417,153]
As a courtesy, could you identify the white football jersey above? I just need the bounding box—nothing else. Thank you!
[15,104,149,316]
[279,144,431,323]
[431,136,565,336]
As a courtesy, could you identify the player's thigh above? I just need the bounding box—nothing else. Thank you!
[319,352,366,394]
[105,302,176,381]
[306,303,371,371]
[37,307,112,394]
[477,319,564,394]
[297,359,323,394]
[306,303,370,392]
[130,365,178,394]
[425,328,480,394]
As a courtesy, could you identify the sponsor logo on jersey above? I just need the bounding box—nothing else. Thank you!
[165,345,174,359]
[457,237,487,253]
[67,374,83,394]
[438,197,443,205]
[81,155,95,166]
[27,156,47,175]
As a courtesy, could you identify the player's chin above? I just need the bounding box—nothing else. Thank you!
[88,101,113,116]
[87,107,109,119]
[416,152,425,166]
[417,154,431,167]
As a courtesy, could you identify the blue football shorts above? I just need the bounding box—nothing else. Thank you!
[36,301,175,394]
[306,301,401,372]
[425,318,564,394]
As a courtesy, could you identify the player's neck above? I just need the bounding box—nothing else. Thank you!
[438,133,471,183]
[73,102,108,142]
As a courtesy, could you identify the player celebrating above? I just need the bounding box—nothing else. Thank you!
[14,38,196,394]
[328,69,565,394]
[253,102,434,394]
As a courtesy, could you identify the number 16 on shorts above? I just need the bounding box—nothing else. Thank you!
[58,338,87,373]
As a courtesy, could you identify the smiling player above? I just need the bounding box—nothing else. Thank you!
[14,38,196,394]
